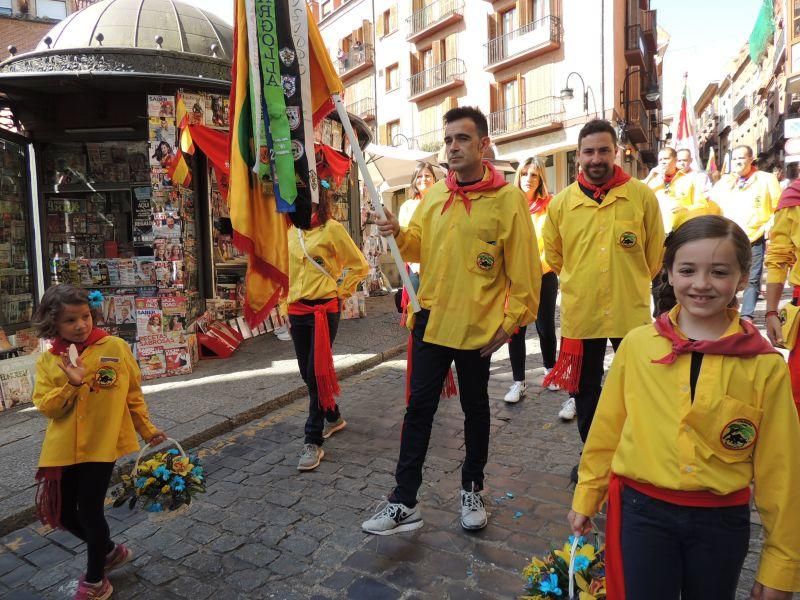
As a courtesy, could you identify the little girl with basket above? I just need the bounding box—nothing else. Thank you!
[569,216,800,599]
[32,284,165,600]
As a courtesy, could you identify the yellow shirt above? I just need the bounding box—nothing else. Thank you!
[765,205,800,286]
[531,209,552,275]
[34,336,159,467]
[287,219,369,304]
[396,174,541,349]
[645,170,721,232]
[543,179,665,339]
[398,197,422,273]
[573,307,800,592]
[712,170,780,241]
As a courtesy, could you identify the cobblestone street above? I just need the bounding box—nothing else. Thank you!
[0,330,767,599]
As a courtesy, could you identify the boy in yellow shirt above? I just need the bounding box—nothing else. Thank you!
[364,106,540,535]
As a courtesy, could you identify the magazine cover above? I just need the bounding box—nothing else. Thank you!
[154,261,174,289]
[152,212,182,239]
[147,94,175,118]
[12,328,40,355]
[0,356,35,409]
[162,295,188,332]
[149,140,176,169]
[118,259,136,286]
[164,343,192,376]
[114,295,136,324]
[148,116,176,143]
[205,94,229,129]
[138,345,166,380]
[135,297,162,337]
[134,257,157,286]
[182,92,205,126]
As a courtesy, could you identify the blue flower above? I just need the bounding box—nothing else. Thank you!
[568,535,585,547]
[573,555,590,571]
[87,290,105,309]
[135,477,147,489]
[171,476,185,492]
[539,573,562,596]
[167,449,180,455]
[145,502,162,513]
[190,466,203,478]
[153,465,169,481]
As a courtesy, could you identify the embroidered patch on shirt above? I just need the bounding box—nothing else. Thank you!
[720,418,757,450]
[476,252,495,271]
[100,356,120,363]
[619,231,637,248]
[94,365,118,388]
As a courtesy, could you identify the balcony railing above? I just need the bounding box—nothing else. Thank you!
[409,58,466,98]
[625,24,646,68]
[407,0,464,41]
[413,128,444,152]
[774,27,786,71]
[641,9,657,49]
[336,44,374,77]
[488,96,564,139]
[624,99,650,144]
[485,15,561,69]
[733,95,750,123]
[346,97,375,120]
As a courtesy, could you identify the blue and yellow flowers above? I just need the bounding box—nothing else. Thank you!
[521,536,606,600]
[113,448,206,513]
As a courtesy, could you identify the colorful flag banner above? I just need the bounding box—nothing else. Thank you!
[675,73,702,172]
[706,146,718,176]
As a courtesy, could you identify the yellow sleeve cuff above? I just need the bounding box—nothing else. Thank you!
[756,550,800,592]
[766,267,789,285]
[571,485,607,517]
[502,315,520,336]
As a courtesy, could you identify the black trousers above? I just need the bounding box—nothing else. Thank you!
[621,486,750,599]
[576,337,622,443]
[390,309,491,508]
[289,299,341,447]
[60,462,116,583]
[509,271,559,380]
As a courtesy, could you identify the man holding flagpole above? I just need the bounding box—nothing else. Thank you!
[362,106,541,535]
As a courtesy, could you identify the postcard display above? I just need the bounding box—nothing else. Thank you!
[0,139,37,410]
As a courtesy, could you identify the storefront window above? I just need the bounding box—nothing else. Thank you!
[0,139,34,331]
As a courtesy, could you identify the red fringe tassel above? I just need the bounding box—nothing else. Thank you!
[34,467,63,530]
[542,337,584,394]
[405,334,459,404]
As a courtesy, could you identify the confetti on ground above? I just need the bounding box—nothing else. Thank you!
[513,511,523,519]
[506,492,514,499]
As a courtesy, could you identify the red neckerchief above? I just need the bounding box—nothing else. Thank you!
[576,165,632,201]
[736,165,758,189]
[442,161,507,215]
[309,212,323,229]
[651,310,776,364]
[526,190,551,215]
[777,178,800,211]
[663,171,676,189]
[49,327,109,357]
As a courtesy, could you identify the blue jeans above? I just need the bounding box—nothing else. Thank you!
[741,237,765,319]
[621,486,750,599]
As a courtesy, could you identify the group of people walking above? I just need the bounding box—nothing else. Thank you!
[29,106,800,600]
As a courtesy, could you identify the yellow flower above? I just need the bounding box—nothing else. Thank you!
[172,458,193,476]
[161,485,171,494]
[144,477,156,489]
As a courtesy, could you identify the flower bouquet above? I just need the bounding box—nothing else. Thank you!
[521,535,606,600]
[112,438,206,513]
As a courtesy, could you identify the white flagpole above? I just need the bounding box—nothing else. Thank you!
[332,93,421,313]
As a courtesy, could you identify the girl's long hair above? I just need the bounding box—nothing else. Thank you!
[655,215,752,315]
[514,156,550,198]
[409,162,438,199]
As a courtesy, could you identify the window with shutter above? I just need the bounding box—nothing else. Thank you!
[377,13,385,37]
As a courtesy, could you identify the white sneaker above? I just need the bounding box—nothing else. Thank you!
[559,397,577,421]
[362,501,423,535]
[276,330,291,341]
[504,381,526,403]
[543,368,560,391]
[460,485,487,530]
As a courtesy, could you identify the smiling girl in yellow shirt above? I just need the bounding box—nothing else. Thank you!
[569,216,800,600]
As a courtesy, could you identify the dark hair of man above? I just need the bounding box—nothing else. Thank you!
[660,147,677,159]
[577,119,617,149]
[443,106,489,139]
[732,145,754,158]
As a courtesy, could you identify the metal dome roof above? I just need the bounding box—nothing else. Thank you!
[35,0,232,59]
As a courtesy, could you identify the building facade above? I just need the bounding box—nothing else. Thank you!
[0,0,96,56]
[311,0,666,192]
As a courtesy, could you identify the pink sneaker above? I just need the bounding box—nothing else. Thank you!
[74,577,113,600]
[104,543,133,573]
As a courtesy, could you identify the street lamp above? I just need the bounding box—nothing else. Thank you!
[652,120,672,150]
[561,72,589,114]
[620,67,661,111]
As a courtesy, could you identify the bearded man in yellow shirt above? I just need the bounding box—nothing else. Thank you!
[543,119,664,482]
[363,106,541,536]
